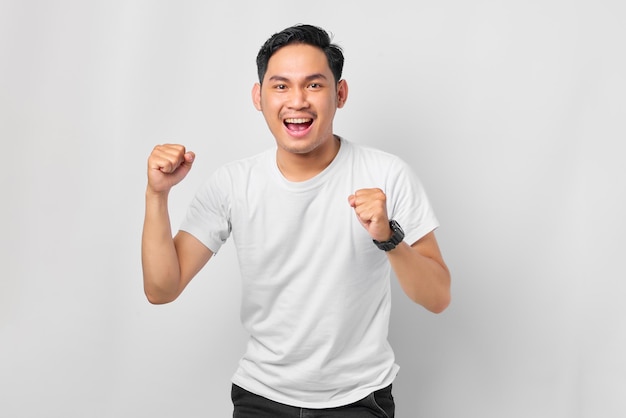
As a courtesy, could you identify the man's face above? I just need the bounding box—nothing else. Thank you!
[252,43,347,156]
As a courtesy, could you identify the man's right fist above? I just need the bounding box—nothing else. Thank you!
[147,144,195,194]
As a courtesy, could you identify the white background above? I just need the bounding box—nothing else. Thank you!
[1,1,625,417]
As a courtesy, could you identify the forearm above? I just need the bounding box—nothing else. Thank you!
[141,190,183,304]
[387,241,451,313]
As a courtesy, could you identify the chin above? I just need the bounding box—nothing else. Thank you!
[279,142,319,155]
[276,135,319,154]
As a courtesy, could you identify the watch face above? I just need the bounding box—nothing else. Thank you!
[374,220,405,251]
[390,220,403,234]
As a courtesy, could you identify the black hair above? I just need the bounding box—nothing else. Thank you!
[256,24,344,84]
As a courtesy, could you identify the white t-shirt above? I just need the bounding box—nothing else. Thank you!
[180,138,438,408]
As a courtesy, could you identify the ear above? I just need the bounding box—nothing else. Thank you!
[336,79,348,109]
[252,83,262,111]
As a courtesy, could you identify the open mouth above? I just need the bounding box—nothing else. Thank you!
[284,118,313,132]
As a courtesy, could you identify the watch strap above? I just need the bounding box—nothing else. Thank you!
[373,220,405,251]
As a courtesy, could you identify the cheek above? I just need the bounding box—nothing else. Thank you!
[261,96,284,115]
[318,102,338,121]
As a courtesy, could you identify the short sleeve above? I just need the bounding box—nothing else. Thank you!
[179,168,232,254]
[386,158,439,246]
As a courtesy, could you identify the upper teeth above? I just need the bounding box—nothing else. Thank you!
[285,118,311,124]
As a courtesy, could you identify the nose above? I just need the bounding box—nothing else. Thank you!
[288,87,309,109]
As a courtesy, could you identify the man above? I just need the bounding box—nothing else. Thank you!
[142,24,450,417]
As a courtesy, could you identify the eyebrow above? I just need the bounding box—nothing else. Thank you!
[267,73,329,83]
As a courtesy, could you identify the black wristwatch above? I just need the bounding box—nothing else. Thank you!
[373,220,405,251]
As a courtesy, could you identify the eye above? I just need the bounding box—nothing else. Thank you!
[308,83,322,89]
[274,84,287,90]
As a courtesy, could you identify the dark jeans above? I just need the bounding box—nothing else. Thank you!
[232,383,395,418]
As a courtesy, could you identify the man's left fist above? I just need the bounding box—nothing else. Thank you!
[348,188,392,242]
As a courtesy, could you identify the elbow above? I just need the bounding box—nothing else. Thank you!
[427,293,451,314]
[427,269,452,314]
[406,290,451,313]
[146,294,174,305]
[143,271,182,304]
[411,283,451,314]
[144,286,178,305]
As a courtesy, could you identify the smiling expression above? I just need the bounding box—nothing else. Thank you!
[252,43,348,158]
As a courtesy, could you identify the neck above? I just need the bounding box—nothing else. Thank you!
[276,136,341,182]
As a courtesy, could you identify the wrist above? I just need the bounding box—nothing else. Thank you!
[373,220,405,251]
[145,188,171,211]
[146,185,170,199]
[377,225,393,242]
